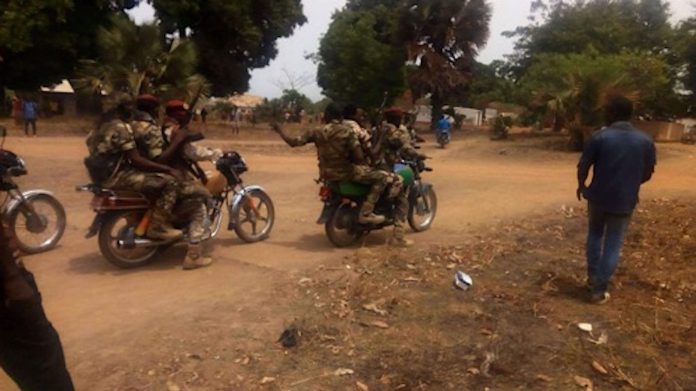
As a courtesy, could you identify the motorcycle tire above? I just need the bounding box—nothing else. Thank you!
[98,211,159,269]
[9,193,66,254]
[408,186,438,232]
[325,204,363,248]
[232,188,275,243]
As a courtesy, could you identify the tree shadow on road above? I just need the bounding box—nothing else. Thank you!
[66,245,188,275]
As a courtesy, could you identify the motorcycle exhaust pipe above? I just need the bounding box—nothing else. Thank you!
[116,238,163,249]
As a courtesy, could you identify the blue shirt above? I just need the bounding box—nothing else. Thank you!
[578,122,656,214]
[437,117,451,132]
[22,101,38,120]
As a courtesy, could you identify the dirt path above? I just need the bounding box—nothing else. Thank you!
[1,131,694,389]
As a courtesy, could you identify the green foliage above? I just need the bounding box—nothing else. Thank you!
[255,89,314,122]
[506,0,673,75]
[0,0,133,91]
[150,0,307,96]
[75,15,209,102]
[518,50,671,130]
[505,0,691,119]
[317,5,406,110]
[674,17,696,111]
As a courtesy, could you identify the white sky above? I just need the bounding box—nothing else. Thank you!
[130,0,695,101]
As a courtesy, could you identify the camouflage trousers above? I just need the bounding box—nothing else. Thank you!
[106,169,178,226]
[393,187,410,239]
[352,165,398,216]
[175,174,211,244]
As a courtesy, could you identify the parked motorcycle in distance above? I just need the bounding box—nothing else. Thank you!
[77,151,274,268]
[318,157,437,247]
[0,126,66,253]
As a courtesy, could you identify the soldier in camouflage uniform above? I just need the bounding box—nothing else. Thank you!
[272,103,391,224]
[131,95,212,270]
[373,108,427,247]
[342,104,373,163]
[86,93,183,241]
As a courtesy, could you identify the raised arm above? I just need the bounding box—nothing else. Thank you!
[271,123,312,147]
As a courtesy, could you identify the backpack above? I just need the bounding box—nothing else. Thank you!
[83,153,122,185]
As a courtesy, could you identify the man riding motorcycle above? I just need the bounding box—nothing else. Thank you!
[373,107,427,247]
[273,103,393,225]
[85,92,183,241]
[130,95,212,270]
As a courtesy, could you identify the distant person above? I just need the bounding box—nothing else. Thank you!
[0,223,75,390]
[11,97,22,126]
[200,107,208,124]
[576,95,656,304]
[234,108,242,135]
[22,98,39,137]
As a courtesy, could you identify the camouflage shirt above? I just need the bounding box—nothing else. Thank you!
[86,118,136,157]
[131,111,165,160]
[286,120,361,181]
[376,123,419,169]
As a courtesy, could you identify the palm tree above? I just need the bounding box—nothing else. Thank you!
[75,15,210,103]
[396,0,492,127]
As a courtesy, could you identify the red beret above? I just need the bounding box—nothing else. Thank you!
[137,94,160,105]
[384,107,404,115]
[166,100,189,111]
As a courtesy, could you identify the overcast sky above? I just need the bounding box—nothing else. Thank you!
[130,0,695,101]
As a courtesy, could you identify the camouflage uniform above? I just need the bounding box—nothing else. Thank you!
[343,119,372,163]
[376,123,423,240]
[132,113,210,243]
[86,118,179,228]
[285,120,393,218]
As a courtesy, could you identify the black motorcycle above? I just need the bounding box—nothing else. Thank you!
[0,127,66,253]
[318,158,437,247]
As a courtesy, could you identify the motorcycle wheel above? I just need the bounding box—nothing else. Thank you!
[98,211,158,269]
[232,188,275,243]
[408,186,438,232]
[325,204,363,248]
[9,193,66,254]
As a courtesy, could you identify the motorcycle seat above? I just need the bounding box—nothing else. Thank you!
[331,181,370,197]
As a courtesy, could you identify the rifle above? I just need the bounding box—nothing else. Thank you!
[369,92,389,162]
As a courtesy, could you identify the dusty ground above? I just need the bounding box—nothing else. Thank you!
[0,119,695,390]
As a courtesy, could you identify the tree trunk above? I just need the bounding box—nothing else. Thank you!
[430,92,444,131]
[0,84,6,117]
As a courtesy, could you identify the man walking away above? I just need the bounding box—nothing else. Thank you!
[22,98,39,137]
[576,95,656,304]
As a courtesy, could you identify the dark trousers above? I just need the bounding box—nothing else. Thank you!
[0,270,74,391]
[24,119,36,136]
[586,203,632,295]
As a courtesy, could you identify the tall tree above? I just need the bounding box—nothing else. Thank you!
[674,17,696,112]
[150,0,306,96]
[505,0,673,76]
[0,0,134,107]
[316,4,407,110]
[75,15,209,102]
[396,0,492,126]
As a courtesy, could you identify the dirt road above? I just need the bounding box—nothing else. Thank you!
[1,130,694,389]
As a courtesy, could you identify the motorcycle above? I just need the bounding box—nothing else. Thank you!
[436,128,451,148]
[318,158,437,247]
[77,151,274,268]
[0,127,66,253]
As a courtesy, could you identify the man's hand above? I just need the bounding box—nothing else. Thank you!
[169,126,188,146]
[576,186,585,201]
